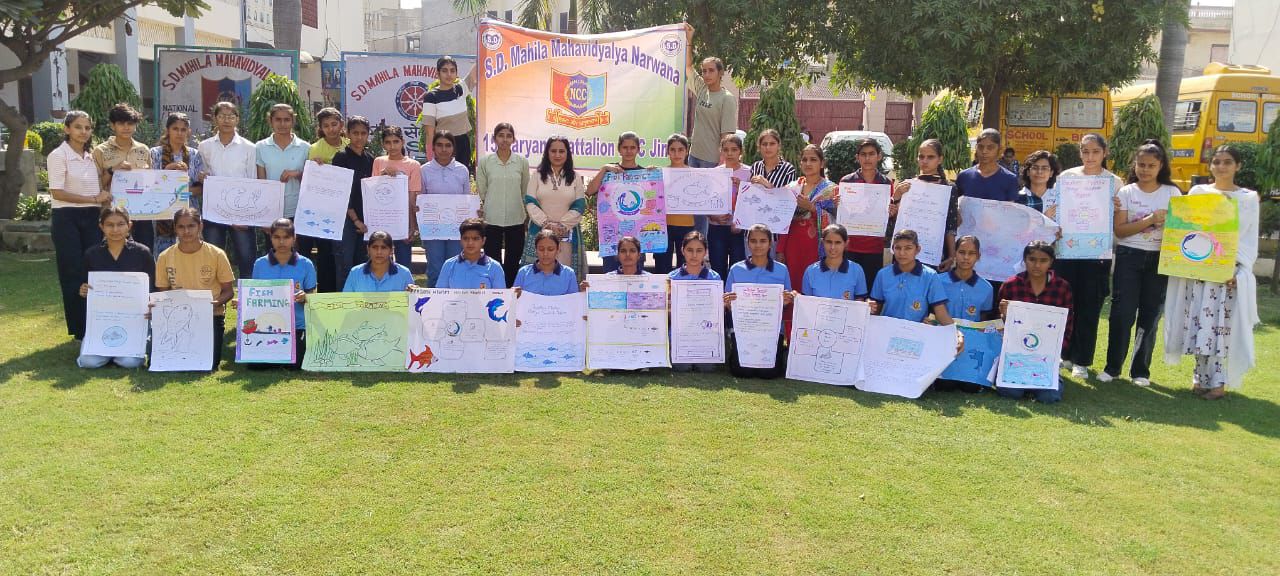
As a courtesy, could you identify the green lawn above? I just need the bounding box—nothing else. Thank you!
[1,253,1277,575]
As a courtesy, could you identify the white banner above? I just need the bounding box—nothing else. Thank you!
[156,47,296,134]
[406,288,516,373]
[515,292,587,372]
[342,53,477,159]
[203,176,285,227]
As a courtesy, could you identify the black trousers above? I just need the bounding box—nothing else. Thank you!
[728,332,788,379]
[52,207,103,339]
[1054,258,1111,367]
[295,234,342,293]
[846,250,884,293]
[1104,246,1167,379]
[212,315,226,371]
[484,223,526,287]
[454,134,474,173]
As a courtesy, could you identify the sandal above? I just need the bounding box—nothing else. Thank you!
[1201,387,1226,400]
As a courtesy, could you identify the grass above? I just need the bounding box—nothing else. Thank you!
[1,252,1278,575]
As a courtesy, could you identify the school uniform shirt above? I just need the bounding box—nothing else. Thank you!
[1116,183,1180,251]
[255,134,312,217]
[92,138,151,183]
[420,83,472,135]
[838,170,893,254]
[691,76,738,162]
[47,142,101,208]
[939,270,994,322]
[725,259,791,292]
[668,265,722,282]
[83,239,155,288]
[955,165,1020,202]
[801,259,867,300]
[155,242,235,315]
[514,262,579,295]
[606,269,653,276]
[476,152,531,227]
[332,146,375,221]
[252,253,318,329]
[198,132,258,179]
[343,262,416,292]
[869,260,948,322]
[750,160,798,189]
[420,158,470,195]
[436,253,506,289]
[308,137,350,163]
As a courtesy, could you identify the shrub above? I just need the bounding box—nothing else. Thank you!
[1110,94,1170,178]
[24,130,41,152]
[823,139,859,181]
[897,93,970,179]
[15,195,52,221]
[69,64,143,140]
[32,121,65,156]
[36,168,48,192]
[1055,142,1082,170]
[744,80,805,166]
[244,74,315,142]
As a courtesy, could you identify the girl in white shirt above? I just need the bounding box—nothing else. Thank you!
[48,111,109,340]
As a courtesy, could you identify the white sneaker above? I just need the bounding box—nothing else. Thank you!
[1062,360,1076,371]
[1096,371,1115,383]
[1133,377,1151,387]
[1071,365,1089,379]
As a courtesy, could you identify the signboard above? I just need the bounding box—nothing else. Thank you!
[154,45,298,134]
[342,52,478,159]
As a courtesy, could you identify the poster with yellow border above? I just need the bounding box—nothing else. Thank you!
[1158,194,1238,283]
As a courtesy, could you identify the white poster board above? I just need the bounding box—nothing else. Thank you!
[997,301,1069,390]
[406,288,516,373]
[836,182,892,238]
[732,184,797,234]
[417,194,481,240]
[361,175,410,240]
[586,274,670,370]
[148,290,214,372]
[957,196,1060,282]
[1056,175,1115,259]
[515,292,587,372]
[295,162,354,240]
[730,282,784,368]
[670,280,725,364]
[203,176,285,227]
[892,180,953,266]
[110,169,190,221]
[662,167,732,215]
[81,271,150,358]
[235,279,296,364]
[855,316,957,398]
[786,295,870,386]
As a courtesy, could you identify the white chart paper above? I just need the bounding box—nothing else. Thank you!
[148,290,214,371]
[515,292,587,372]
[957,196,1060,281]
[417,194,481,240]
[730,282,784,368]
[892,180,952,266]
[81,271,150,358]
[836,182,892,238]
[855,316,957,398]
[1056,175,1115,259]
[670,280,725,364]
[786,295,870,386]
[733,184,798,234]
[406,288,516,373]
[361,175,410,240]
[110,169,190,220]
[997,301,1068,390]
[203,176,285,227]
[663,167,733,215]
[295,162,354,240]
[586,274,670,370]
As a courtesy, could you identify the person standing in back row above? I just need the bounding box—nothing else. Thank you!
[420,56,473,172]
[955,128,1021,203]
[689,56,738,236]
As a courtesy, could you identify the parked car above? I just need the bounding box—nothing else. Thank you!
[819,130,895,176]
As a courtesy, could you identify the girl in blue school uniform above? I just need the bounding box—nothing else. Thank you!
[435,218,507,289]
[669,230,722,374]
[800,224,868,301]
[247,218,318,369]
[513,229,583,296]
[608,236,651,276]
[342,231,418,292]
[869,229,954,325]
[724,224,794,379]
[937,235,994,322]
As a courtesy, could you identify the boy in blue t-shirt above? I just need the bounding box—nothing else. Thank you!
[870,230,953,324]
[436,218,507,289]
[938,235,994,322]
[954,128,1021,202]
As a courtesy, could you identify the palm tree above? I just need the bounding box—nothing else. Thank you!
[1155,1,1189,129]
[273,0,302,51]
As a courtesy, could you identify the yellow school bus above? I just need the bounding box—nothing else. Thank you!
[1112,63,1280,190]
[952,91,1114,161]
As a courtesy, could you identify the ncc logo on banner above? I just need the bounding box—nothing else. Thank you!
[395,81,431,121]
[547,69,610,130]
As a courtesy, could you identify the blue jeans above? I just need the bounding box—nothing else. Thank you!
[707,224,744,280]
[338,219,368,290]
[688,155,718,236]
[203,222,258,279]
[997,386,1062,404]
[423,239,460,287]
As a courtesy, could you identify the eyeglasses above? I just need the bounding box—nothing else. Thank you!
[214,113,238,119]
[1029,164,1054,172]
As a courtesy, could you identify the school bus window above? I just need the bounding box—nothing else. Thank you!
[1057,97,1105,129]
[1264,102,1280,131]
[1006,97,1052,127]
[1217,99,1257,133]
[1172,100,1202,132]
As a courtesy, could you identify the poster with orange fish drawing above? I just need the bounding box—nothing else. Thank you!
[406,288,516,373]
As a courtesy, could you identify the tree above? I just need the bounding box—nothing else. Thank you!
[1156,1,1190,129]
[828,0,1166,130]
[895,93,971,179]
[244,74,315,142]
[0,0,208,218]
[743,80,804,165]
[1109,94,1170,177]
[69,64,142,140]
[272,0,301,51]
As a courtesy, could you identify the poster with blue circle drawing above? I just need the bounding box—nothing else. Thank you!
[997,301,1068,390]
[596,170,667,257]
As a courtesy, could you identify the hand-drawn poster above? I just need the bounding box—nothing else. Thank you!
[836,182,892,238]
[855,316,957,398]
[939,319,1003,387]
[733,183,797,234]
[515,292,587,372]
[1158,194,1239,283]
[235,279,296,364]
[597,170,667,256]
[303,292,408,372]
[362,175,411,240]
[786,295,870,386]
[663,167,732,215]
[81,271,150,358]
[295,162,354,240]
[1056,175,1114,259]
[957,196,1060,281]
[730,282,784,369]
[406,288,516,373]
[203,176,285,227]
[110,169,190,220]
[892,180,952,266]
[586,274,670,369]
[670,280,725,364]
[149,290,214,372]
[997,301,1068,390]
[417,194,481,241]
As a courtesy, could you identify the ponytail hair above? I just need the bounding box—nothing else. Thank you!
[1127,138,1175,186]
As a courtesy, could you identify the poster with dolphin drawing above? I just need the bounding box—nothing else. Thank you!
[406,288,516,373]
[203,176,285,227]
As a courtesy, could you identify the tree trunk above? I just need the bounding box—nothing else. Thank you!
[273,0,302,51]
[0,97,30,219]
[1156,3,1189,129]
[981,83,1002,131]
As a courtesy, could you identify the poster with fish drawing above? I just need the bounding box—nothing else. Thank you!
[733,183,798,234]
[110,169,190,220]
[1056,175,1114,259]
[997,301,1068,390]
[149,290,214,372]
[236,279,296,364]
[295,162,354,240]
[957,196,1060,281]
[406,288,516,373]
[362,175,410,240]
[596,170,667,256]
[417,194,481,240]
[203,176,285,227]
[1158,193,1238,283]
[515,292,587,372]
[303,292,408,372]
[662,167,731,215]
